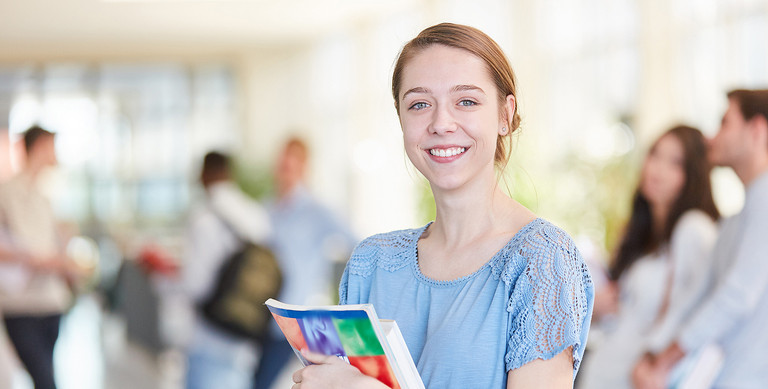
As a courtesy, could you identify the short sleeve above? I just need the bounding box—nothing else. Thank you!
[338,265,350,305]
[504,227,594,375]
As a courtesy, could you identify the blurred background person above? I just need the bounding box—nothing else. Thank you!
[0,334,12,389]
[0,126,84,389]
[580,125,719,389]
[0,244,24,389]
[636,89,768,389]
[253,137,357,389]
[182,151,271,389]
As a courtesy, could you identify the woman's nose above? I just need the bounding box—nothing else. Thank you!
[429,105,458,135]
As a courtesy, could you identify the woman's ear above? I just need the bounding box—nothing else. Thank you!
[500,94,516,130]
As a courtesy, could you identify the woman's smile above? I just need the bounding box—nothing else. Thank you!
[427,145,469,162]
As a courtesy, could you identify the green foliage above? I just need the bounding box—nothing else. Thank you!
[232,159,274,201]
[416,179,437,224]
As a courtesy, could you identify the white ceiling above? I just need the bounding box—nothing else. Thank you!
[0,0,413,60]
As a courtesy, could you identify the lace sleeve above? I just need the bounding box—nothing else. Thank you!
[504,226,594,375]
[338,233,390,305]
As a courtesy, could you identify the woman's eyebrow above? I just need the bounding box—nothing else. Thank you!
[402,87,430,100]
[402,85,485,100]
[452,84,485,94]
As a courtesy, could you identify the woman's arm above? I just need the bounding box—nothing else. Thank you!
[645,211,717,351]
[507,347,574,389]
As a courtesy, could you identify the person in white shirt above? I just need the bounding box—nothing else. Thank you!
[635,89,768,388]
[580,125,720,389]
[0,126,84,389]
[182,151,271,389]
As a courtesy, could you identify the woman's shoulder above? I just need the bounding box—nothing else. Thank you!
[672,209,718,238]
[676,209,716,227]
[669,209,718,256]
[345,225,425,277]
[508,218,579,257]
[493,218,586,283]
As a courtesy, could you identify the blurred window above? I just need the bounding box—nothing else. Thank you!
[0,62,239,228]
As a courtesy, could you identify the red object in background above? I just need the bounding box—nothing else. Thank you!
[138,244,179,276]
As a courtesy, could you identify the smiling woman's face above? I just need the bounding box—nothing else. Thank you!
[398,44,511,192]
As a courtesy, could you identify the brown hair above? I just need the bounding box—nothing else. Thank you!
[391,23,521,169]
[283,136,309,163]
[728,89,768,123]
[610,125,720,280]
[728,89,768,149]
[23,125,54,154]
[201,151,231,187]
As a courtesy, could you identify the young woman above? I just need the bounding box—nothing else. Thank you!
[291,23,594,389]
[579,126,720,389]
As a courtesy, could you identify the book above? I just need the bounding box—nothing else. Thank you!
[265,298,424,389]
[667,344,724,389]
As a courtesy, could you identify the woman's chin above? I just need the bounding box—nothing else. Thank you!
[427,176,470,193]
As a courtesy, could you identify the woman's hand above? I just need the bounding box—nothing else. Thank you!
[632,354,666,389]
[633,343,685,389]
[291,349,389,389]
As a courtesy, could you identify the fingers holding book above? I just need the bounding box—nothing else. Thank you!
[291,348,388,389]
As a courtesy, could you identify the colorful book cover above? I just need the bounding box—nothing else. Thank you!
[265,298,423,389]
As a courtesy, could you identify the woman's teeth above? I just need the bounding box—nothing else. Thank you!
[429,147,466,157]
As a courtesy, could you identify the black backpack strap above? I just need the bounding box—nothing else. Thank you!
[207,203,251,246]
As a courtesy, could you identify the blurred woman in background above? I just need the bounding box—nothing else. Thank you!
[579,125,720,389]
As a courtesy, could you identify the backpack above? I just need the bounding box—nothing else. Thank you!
[199,211,282,342]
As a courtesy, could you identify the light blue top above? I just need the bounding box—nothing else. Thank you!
[678,171,768,388]
[340,218,594,389]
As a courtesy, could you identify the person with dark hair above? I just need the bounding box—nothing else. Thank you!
[579,126,719,388]
[635,90,768,388]
[0,125,82,389]
[182,151,271,389]
[290,23,593,389]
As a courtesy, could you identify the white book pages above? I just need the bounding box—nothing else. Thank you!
[380,320,424,389]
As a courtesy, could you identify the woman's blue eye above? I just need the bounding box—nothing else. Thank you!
[458,99,477,107]
[410,102,429,110]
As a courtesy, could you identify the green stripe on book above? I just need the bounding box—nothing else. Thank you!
[333,318,385,356]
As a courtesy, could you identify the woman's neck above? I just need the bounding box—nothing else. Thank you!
[429,174,525,247]
[651,203,669,238]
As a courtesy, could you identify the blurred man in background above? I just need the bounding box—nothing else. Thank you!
[634,89,768,388]
[182,151,271,389]
[253,137,357,389]
[0,126,81,389]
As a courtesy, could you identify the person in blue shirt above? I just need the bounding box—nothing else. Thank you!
[290,23,594,389]
[254,137,358,389]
